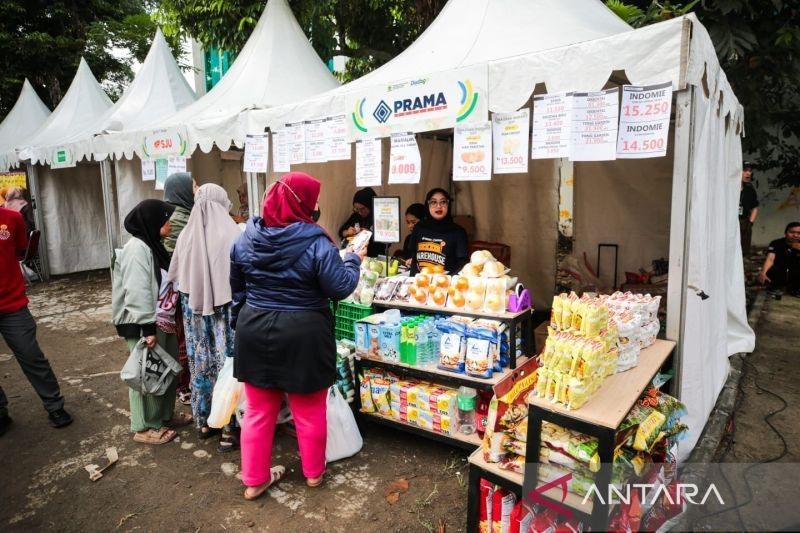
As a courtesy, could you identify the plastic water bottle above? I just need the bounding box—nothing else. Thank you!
[416,321,430,368]
[457,387,477,435]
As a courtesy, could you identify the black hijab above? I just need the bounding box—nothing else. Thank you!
[416,188,463,232]
[352,187,377,225]
[163,173,194,211]
[124,199,175,283]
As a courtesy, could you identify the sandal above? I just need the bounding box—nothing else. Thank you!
[244,466,286,501]
[133,427,177,445]
[306,473,325,488]
[177,391,192,406]
[217,433,240,454]
[198,426,221,440]
[163,412,193,428]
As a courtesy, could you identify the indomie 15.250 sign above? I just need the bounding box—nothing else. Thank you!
[346,65,488,142]
[141,127,190,158]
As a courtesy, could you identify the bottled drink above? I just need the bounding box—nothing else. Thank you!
[476,390,493,439]
[399,320,409,364]
[415,321,429,367]
[406,323,417,366]
[457,387,478,435]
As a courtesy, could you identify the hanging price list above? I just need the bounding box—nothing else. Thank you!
[616,82,672,159]
[532,93,572,159]
[570,88,619,161]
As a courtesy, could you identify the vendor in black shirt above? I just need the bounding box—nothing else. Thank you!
[407,188,469,274]
[338,187,382,257]
[739,162,759,255]
[759,221,800,297]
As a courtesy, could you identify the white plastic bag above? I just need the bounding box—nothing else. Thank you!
[325,386,362,462]
[208,357,243,428]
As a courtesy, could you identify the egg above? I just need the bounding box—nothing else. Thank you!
[451,292,466,308]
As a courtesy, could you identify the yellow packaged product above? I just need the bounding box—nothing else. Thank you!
[535,367,550,398]
[582,303,607,338]
[561,293,576,331]
[407,405,420,426]
[550,294,563,330]
[565,377,591,410]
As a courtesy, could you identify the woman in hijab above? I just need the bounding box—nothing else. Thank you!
[162,172,196,406]
[231,172,363,500]
[407,188,469,275]
[112,199,191,445]
[337,187,382,257]
[167,184,241,447]
[4,187,35,234]
[233,183,250,223]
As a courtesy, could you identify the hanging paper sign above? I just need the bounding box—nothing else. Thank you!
[326,115,351,161]
[346,65,488,142]
[616,82,672,159]
[141,159,156,181]
[0,172,26,189]
[453,121,492,181]
[373,197,401,244]
[243,134,270,172]
[50,146,76,169]
[355,138,382,187]
[141,126,189,159]
[167,155,187,176]
[492,109,529,173]
[531,93,573,159]
[154,159,169,190]
[304,118,329,163]
[286,122,306,165]
[570,88,619,161]
[272,130,290,173]
[388,133,421,185]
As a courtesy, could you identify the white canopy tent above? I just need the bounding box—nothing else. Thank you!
[15,59,113,276]
[0,80,51,172]
[223,0,751,460]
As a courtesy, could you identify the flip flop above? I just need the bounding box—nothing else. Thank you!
[217,433,240,454]
[164,412,193,428]
[198,426,222,440]
[133,427,177,445]
[244,466,286,501]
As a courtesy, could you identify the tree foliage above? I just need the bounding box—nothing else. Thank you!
[154,0,446,81]
[0,1,181,117]
[607,0,800,187]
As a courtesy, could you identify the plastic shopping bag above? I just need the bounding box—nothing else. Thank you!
[208,357,243,428]
[325,386,363,463]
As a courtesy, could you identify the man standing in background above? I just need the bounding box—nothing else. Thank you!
[739,161,759,255]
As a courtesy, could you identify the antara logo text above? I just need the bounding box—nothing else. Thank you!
[393,92,448,118]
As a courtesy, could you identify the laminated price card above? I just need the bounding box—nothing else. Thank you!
[286,122,306,165]
[532,94,572,159]
[616,82,672,159]
[454,121,492,181]
[326,115,351,161]
[272,129,290,172]
[304,118,328,164]
[388,133,421,184]
[492,109,529,173]
[243,134,269,172]
[356,138,382,187]
[141,159,156,181]
[570,88,619,161]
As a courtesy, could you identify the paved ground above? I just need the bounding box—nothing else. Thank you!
[0,271,469,532]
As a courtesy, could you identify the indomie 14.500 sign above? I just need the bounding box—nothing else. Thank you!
[346,65,488,142]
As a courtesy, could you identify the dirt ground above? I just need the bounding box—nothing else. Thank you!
[0,271,471,532]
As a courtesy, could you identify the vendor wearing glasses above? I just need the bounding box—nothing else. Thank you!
[338,187,381,257]
[407,188,469,275]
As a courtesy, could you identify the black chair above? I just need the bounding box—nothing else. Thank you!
[19,230,44,285]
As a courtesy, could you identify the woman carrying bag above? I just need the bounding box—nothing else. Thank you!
[112,199,192,445]
[230,172,364,500]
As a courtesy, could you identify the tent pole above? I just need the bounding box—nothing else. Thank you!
[26,163,50,280]
[100,159,117,267]
[246,172,258,217]
[666,87,696,398]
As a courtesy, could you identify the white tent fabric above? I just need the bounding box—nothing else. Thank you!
[31,29,196,166]
[17,59,113,163]
[0,80,51,171]
[96,0,339,159]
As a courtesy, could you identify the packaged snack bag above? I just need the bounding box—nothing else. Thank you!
[370,376,392,417]
[479,479,493,533]
[491,486,516,533]
[466,336,493,379]
[550,294,564,330]
[392,277,414,302]
[437,318,470,372]
[508,501,534,533]
[359,375,375,413]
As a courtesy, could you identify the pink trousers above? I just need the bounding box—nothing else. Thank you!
[241,384,328,487]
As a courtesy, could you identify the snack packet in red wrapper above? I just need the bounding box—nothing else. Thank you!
[492,486,516,533]
[508,500,535,533]
[529,508,559,533]
[480,479,493,533]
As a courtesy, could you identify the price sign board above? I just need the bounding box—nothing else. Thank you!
[454,121,492,181]
[304,118,328,163]
[286,122,305,165]
[492,109,529,173]
[616,82,672,158]
[373,196,401,244]
[141,159,156,181]
[326,115,351,161]
[272,129,290,172]
[356,138,382,187]
[532,94,572,159]
[167,155,187,176]
[570,88,619,161]
[154,158,169,190]
[388,133,421,185]
[243,134,269,172]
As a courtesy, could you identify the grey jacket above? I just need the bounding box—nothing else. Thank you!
[112,237,159,338]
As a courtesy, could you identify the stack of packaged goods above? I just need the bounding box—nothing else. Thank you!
[536,293,619,409]
[358,368,459,438]
[600,292,662,372]
[354,312,523,380]
[477,481,585,533]
[335,340,356,403]
[481,369,539,474]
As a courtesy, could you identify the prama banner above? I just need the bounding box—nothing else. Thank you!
[346,65,488,142]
